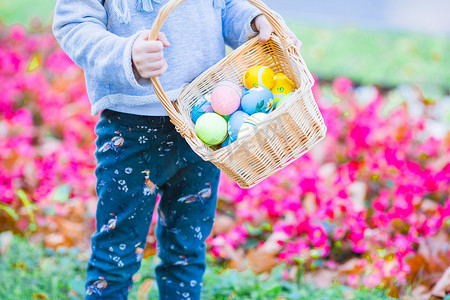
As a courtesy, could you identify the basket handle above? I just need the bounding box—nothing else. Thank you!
[148,0,295,137]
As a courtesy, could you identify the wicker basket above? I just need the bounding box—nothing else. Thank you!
[149,0,327,189]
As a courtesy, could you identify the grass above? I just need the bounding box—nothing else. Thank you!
[291,23,450,91]
[0,234,394,300]
[0,0,56,28]
[0,0,449,92]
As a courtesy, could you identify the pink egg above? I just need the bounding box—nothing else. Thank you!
[211,80,242,116]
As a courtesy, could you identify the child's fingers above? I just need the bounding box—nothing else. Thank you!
[134,41,163,56]
[257,19,273,45]
[139,30,170,47]
[135,31,164,52]
[157,32,171,47]
[132,51,163,70]
[143,41,164,53]
[141,59,168,78]
[132,30,169,78]
[280,24,302,50]
[140,51,165,63]
[142,58,166,71]
[138,30,152,41]
[283,26,302,50]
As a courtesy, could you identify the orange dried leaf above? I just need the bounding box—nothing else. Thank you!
[337,258,365,274]
[406,254,430,283]
[211,214,235,235]
[54,218,84,245]
[305,269,338,289]
[302,193,318,215]
[44,233,66,249]
[246,248,279,274]
[1,149,19,171]
[0,231,13,255]
[226,246,246,272]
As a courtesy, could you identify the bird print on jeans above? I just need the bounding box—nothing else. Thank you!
[100,213,117,233]
[135,242,144,262]
[98,131,124,153]
[177,183,211,205]
[142,170,158,195]
[86,276,108,296]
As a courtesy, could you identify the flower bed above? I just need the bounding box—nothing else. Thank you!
[211,76,449,296]
[0,23,448,298]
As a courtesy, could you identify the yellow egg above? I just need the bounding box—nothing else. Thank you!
[271,73,295,102]
[242,66,275,90]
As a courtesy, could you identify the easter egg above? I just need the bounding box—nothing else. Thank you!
[241,86,275,115]
[191,94,213,123]
[237,112,268,140]
[195,113,228,146]
[242,66,275,90]
[275,92,294,109]
[227,110,250,143]
[221,135,233,147]
[271,73,295,102]
[211,80,242,116]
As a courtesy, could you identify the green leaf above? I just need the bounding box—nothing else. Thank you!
[0,203,19,221]
[16,189,38,233]
[52,185,72,203]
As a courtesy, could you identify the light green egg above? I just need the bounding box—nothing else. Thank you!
[275,92,294,109]
[195,113,228,146]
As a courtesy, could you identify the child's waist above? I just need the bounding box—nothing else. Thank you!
[101,109,172,127]
[89,85,186,116]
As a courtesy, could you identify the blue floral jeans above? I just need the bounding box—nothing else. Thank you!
[85,109,221,300]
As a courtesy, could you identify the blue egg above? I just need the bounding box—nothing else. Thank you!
[227,110,250,142]
[191,94,214,123]
[241,86,275,115]
[239,88,248,110]
[221,135,233,147]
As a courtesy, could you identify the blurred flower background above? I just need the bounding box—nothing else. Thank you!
[0,0,448,299]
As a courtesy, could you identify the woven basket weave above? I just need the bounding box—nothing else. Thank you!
[149,0,327,189]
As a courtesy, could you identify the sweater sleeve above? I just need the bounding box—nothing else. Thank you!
[221,0,262,49]
[52,0,147,90]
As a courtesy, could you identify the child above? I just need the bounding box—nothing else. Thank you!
[52,0,301,299]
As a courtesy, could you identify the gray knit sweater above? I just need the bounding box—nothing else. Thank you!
[52,0,262,116]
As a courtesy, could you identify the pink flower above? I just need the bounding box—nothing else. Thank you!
[8,24,27,42]
[348,230,367,254]
[332,76,354,98]
[311,74,322,100]
[363,272,382,288]
[393,234,413,260]
[347,274,359,288]
[372,189,391,211]
[333,227,346,240]
[349,123,371,148]
[44,50,77,75]
[282,268,290,281]
[307,225,328,247]
[279,238,310,262]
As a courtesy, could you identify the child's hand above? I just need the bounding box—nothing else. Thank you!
[251,15,302,50]
[132,31,171,79]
